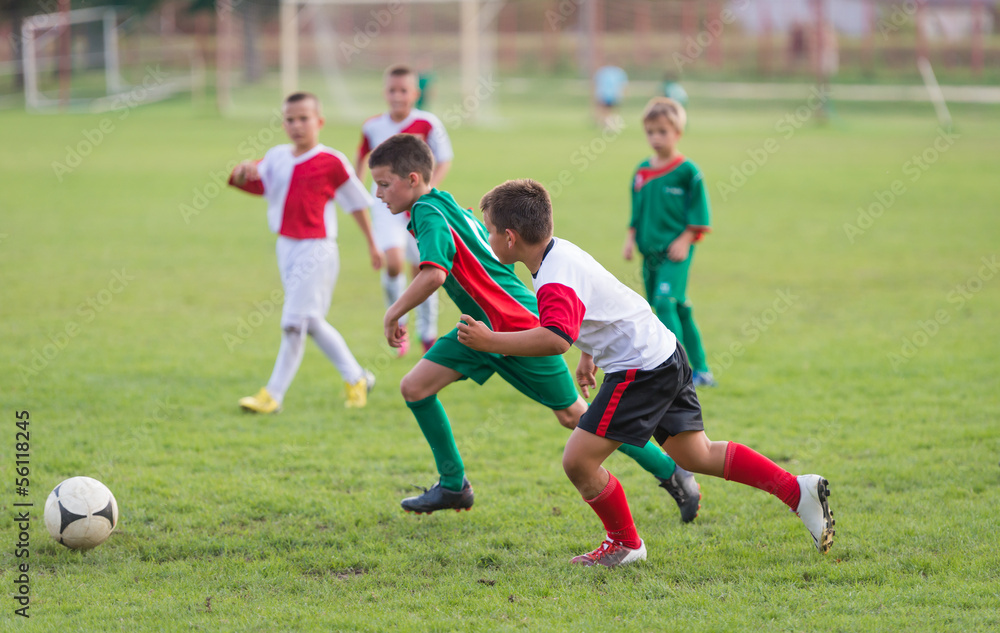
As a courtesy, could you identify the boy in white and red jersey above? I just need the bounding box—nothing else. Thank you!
[368,134,700,520]
[458,179,835,567]
[355,64,454,357]
[229,92,382,413]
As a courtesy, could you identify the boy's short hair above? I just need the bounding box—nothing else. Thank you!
[384,64,417,83]
[368,133,434,182]
[479,179,553,245]
[284,91,322,116]
[642,97,686,132]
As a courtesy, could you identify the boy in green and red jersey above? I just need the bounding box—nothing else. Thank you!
[623,97,715,387]
[368,133,701,519]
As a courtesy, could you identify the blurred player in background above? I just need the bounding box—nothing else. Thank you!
[229,92,381,413]
[623,97,716,388]
[593,64,628,129]
[356,64,454,357]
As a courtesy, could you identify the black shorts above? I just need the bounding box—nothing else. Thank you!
[578,345,704,448]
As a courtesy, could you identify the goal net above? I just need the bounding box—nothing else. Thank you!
[20,5,181,113]
[276,0,501,123]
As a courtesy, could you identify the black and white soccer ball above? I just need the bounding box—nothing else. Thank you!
[44,476,119,550]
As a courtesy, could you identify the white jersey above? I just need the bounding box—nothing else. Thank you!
[532,237,676,374]
[358,109,454,190]
[229,144,371,240]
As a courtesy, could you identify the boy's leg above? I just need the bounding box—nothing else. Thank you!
[498,354,699,520]
[563,428,646,566]
[676,301,710,374]
[410,262,438,351]
[649,249,711,375]
[399,358,467,496]
[262,325,307,406]
[644,257,684,336]
[662,430,835,552]
[381,247,409,325]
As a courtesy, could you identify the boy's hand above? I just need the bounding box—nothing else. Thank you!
[576,354,597,398]
[667,231,694,262]
[232,160,260,185]
[622,229,636,261]
[369,245,384,270]
[384,315,408,349]
[455,315,493,352]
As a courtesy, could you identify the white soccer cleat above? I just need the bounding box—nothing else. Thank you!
[571,538,647,568]
[795,474,835,553]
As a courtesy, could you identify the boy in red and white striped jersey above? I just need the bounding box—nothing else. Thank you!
[229,92,382,413]
[458,179,835,567]
[356,64,454,357]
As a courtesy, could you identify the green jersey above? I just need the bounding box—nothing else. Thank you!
[408,189,541,332]
[630,156,711,256]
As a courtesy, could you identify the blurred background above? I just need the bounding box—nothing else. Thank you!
[2,0,998,117]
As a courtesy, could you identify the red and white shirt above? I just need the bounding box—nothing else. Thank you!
[357,109,454,176]
[532,238,676,374]
[229,144,372,240]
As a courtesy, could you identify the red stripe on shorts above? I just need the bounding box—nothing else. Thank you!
[595,369,638,437]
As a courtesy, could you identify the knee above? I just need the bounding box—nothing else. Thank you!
[562,452,586,485]
[399,372,428,402]
[282,322,305,337]
[303,316,323,335]
[554,399,586,430]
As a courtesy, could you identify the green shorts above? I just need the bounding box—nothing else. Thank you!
[424,328,579,411]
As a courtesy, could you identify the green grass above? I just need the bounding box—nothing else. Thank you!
[2,77,999,632]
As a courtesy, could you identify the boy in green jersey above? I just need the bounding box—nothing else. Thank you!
[623,97,716,387]
[368,133,701,519]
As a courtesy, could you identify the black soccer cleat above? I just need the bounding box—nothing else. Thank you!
[401,477,474,514]
[657,465,701,523]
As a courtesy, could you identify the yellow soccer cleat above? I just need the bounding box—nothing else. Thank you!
[239,387,281,414]
[345,369,376,408]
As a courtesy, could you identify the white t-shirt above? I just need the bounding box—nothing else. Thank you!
[532,237,676,374]
[229,144,371,240]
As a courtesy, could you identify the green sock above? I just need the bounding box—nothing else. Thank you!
[676,302,709,373]
[406,395,465,491]
[616,441,677,480]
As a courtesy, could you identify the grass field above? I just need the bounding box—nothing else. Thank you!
[2,76,999,632]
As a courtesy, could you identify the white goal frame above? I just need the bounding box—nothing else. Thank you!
[279,0,501,112]
[21,6,125,111]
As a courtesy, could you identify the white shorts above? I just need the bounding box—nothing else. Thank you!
[276,236,339,329]
[371,197,420,263]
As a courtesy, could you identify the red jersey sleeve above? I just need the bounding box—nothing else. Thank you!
[536,283,586,344]
[228,159,264,195]
[356,132,371,165]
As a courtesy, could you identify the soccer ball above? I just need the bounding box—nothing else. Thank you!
[44,476,119,550]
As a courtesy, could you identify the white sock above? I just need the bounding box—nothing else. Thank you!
[381,270,408,327]
[307,317,364,383]
[415,290,439,345]
[266,327,306,403]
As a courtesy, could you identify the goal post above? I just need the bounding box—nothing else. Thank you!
[278,0,499,121]
[21,6,125,111]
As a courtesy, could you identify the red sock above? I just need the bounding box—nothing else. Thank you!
[584,472,642,549]
[723,442,801,510]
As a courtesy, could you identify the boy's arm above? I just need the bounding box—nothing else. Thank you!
[229,159,264,195]
[354,132,371,184]
[625,170,640,259]
[456,316,570,357]
[576,352,597,398]
[348,208,383,270]
[429,160,451,189]
[384,266,447,347]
